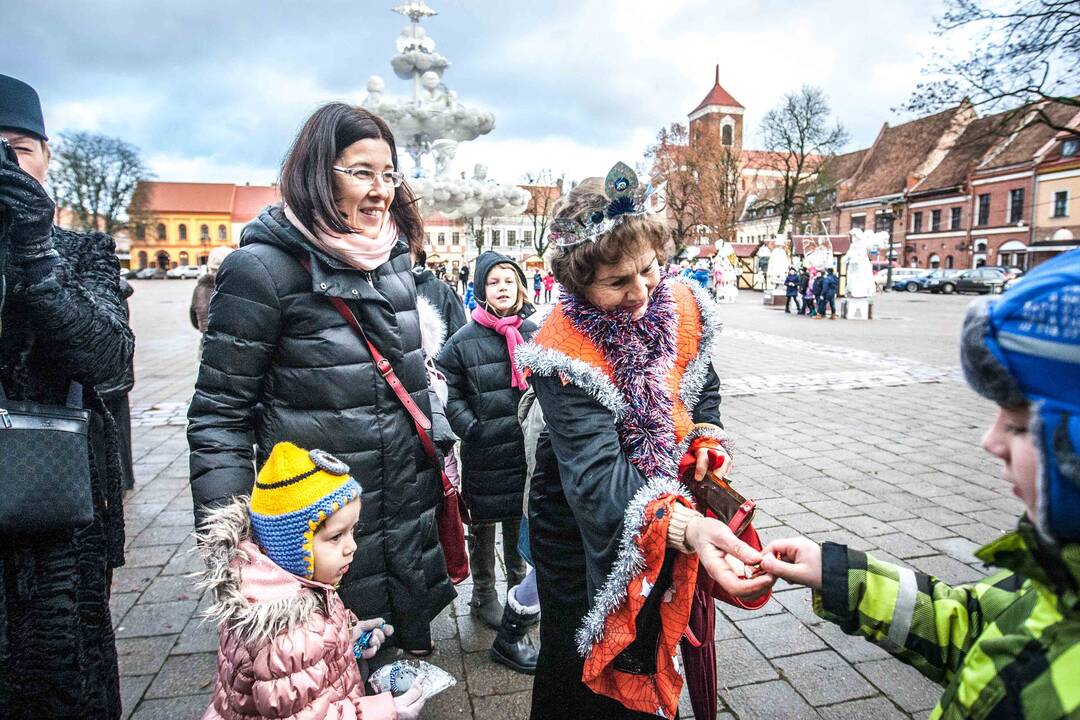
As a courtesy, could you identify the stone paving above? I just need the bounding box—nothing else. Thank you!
[117,281,1018,719]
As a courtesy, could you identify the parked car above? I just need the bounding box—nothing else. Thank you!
[166,265,202,279]
[953,267,1009,294]
[120,268,139,280]
[908,268,964,293]
[876,267,924,290]
[978,265,1023,281]
[135,267,165,279]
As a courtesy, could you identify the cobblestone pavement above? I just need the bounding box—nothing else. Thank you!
[117,281,1016,719]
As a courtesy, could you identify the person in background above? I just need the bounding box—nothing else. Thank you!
[797,266,812,316]
[817,267,838,319]
[190,246,234,357]
[0,73,135,719]
[532,270,543,304]
[762,250,1080,719]
[458,262,469,294]
[784,267,800,314]
[463,280,476,311]
[810,268,825,319]
[542,270,555,304]
[412,248,467,339]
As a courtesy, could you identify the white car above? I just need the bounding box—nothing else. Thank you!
[166,265,202,279]
[874,267,924,289]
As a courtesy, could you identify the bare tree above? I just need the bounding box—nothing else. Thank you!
[907,0,1079,138]
[646,123,703,250]
[49,131,152,235]
[759,86,848,236]
[522,171,564,259]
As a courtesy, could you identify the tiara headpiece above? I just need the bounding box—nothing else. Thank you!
[550,161,665,248]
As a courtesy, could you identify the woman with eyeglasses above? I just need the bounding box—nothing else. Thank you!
[188,103,455,656]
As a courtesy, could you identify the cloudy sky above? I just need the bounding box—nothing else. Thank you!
[5,0,962,187]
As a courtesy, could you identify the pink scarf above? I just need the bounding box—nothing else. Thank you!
[283,203,398,272]
[471,306,528,390]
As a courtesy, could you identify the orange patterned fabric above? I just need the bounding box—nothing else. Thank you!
[525,281,720,717]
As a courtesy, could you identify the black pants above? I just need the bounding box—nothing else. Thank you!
[468,519,527,600]
[785,295,800,312]
[817,295,836,316]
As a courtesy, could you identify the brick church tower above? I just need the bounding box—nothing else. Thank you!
[688,65,744,152]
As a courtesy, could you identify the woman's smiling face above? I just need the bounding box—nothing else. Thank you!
[333,138,394,239]
[583,241,661,320]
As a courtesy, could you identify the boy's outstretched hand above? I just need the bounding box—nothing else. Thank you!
[761,538,823,591]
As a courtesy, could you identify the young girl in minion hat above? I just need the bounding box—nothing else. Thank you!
[197,441,427,720]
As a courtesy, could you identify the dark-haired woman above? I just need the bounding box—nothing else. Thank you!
[518,165,773,719]
[187,103,455,653]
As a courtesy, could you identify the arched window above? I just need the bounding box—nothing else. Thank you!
[137,251,148,269]
[218,224,227,241]
[946,255,954,268]
[155,250,170,269]
[156,223,166,241]
[179,224,188,241]
[721,124,733,146]
[929,253,940,269]
[135,224,146,240]
[179,251,190,266]
[200,224,210,242]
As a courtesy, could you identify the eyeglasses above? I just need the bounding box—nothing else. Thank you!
[332,166,405,188]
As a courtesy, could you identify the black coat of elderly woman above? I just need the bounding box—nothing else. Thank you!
[0,75,135,719]
[187,104,455,653]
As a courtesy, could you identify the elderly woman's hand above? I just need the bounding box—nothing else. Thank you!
[693,446,732,482]
[685,516,774,600]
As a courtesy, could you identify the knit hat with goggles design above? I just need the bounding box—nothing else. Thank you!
[960,249,1080,545]
[249,442,362,578]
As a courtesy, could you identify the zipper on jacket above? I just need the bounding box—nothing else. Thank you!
[0,409,10,429]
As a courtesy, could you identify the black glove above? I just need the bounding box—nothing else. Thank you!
[0,157,56,264]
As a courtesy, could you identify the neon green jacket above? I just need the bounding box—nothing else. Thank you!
[815,522,1080,719]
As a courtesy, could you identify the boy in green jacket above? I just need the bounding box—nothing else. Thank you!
[762,249,1080,720]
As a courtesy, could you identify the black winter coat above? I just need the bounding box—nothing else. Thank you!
[0,227,134,719]
[436,315,537,523]
[187,205,454,650]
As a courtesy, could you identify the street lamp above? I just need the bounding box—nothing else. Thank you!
[881,200,904,289]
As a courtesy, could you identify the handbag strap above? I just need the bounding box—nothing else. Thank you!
[298,257,444,478]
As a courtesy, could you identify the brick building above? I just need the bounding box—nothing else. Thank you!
[1031,127,1080,264]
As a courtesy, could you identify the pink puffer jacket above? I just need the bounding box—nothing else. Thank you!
[196,498,397,720]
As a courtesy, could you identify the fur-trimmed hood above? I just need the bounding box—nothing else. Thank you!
[195,496,332,644]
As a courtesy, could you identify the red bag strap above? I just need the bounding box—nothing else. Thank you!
[298,257,445,488]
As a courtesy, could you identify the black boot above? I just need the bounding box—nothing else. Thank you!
[490,600,539,674]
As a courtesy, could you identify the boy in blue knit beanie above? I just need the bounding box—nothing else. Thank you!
[760,250,1080,719]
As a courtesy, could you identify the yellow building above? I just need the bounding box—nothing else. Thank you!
[131,181,279,269]
[1031,132,1080,266]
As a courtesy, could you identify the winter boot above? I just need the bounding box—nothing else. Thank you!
[490,591,540,674]
[468,524,503,628]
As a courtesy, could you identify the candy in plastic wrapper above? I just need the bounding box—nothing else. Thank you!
[369,659,456,700]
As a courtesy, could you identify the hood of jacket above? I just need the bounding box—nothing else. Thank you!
[241,204,410,271]
[195,496,336,644]
[472,250,527,304]
[979,520,1080,615]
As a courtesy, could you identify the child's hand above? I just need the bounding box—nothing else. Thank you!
[761,538,823,590]
[393,685,426,720]
[352,617,394,660]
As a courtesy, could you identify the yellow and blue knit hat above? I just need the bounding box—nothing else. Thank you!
[250,442,362,579]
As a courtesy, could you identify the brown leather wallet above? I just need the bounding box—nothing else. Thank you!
[683,470,756,537]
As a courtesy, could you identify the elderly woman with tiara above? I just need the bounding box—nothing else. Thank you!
[517,163,773,719]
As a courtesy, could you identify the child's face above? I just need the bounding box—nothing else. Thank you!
[486,266,520,315]
[311,498,361,586]
[981,405,1039,522]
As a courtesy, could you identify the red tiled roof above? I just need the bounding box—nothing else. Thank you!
[521,184,562,215]
[914,114,1005,194]
[691,65,743,114]
[141,181,236,214]
[231,184,280,223]
[979,101,1079,171]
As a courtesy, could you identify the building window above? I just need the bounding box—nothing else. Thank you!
[524,230,533,244]
[492,230,501,246]
[913,212,923,233]
[946,255,954,268]
[200,224,210,241]
[851,215,866,230]
[1063,139,1079,158]
[950,207,961,229]
[437,232,445,245]
[721,124,733,147]
[1053,191,1069,218]
[156,223,166,241]
[425,232,433,246]
[135,223,146,240]
[218,224,227,241]
[1008,188,1024,223]
[451,231,460,244]
[507,230,516,246]
[179,251,190,266]
[137,251,148,269]
[178,224,188,241]
[931,209,941,232]
[977,194,990,226]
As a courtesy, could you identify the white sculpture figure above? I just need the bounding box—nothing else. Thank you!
[844,228,886,299]
[420,71,453,110]
[362,75,385,111]
[431,139,457,177]
[765,235,791,292]
[802,236,835,272]
[713,241,739,303]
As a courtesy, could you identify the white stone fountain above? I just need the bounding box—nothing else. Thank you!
[363,1,531,221]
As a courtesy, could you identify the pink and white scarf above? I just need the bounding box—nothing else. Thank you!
[471,306,528,390]
[284,203,399,272]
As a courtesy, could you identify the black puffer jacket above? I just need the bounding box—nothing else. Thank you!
[187,205,454,649]
[0,227,134,719]
[412,266,466,338]
[436,252,536,523]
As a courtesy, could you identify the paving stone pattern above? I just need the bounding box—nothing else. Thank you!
[117,282,1019,719]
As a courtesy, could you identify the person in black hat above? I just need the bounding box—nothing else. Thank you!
[0,74,134,719]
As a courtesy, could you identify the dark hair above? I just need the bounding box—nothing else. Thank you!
[549,178,672,297]
[280,103,424,253]
[414,247,427,267]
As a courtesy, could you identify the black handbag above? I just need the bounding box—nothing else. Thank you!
[0,381,94,534]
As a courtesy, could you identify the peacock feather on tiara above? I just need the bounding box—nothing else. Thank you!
[550,161,665,248]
